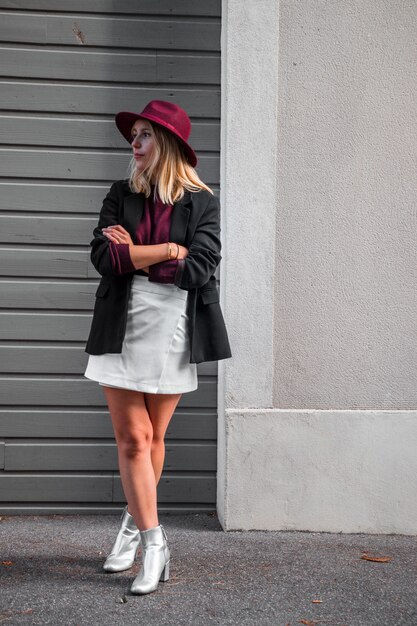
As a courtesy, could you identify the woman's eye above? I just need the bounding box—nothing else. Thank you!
[131,131,150,140]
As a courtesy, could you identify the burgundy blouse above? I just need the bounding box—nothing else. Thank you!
[108,190,183,284]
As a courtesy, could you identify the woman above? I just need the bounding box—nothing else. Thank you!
[84,100,232,595]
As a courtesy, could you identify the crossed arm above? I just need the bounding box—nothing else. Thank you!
[103,224,181,273]
[89,183,222,290]
[89,183,176,276]
[104,226,184,283]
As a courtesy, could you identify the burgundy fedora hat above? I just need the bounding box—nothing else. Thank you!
[115,100,197,167]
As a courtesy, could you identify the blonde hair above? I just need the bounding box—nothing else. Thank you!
[127,121,212,204]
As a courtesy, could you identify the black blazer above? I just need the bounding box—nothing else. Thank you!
[84,179,232,364]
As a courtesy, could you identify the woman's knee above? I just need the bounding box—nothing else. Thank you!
[118,425,154,459]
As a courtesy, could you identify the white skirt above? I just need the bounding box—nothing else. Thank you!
[84,274,198,394]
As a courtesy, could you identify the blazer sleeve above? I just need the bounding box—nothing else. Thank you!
[173,194,222,290]
[89,182,133,277]
[148,258,180,283]
[108,242,136,275]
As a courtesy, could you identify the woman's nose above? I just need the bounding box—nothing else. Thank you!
[131,136,140,147]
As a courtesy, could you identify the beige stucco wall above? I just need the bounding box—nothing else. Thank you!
[274,0,417,409]
[218,0,417,533]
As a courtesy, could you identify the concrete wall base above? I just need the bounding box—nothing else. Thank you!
[218,409,417,535]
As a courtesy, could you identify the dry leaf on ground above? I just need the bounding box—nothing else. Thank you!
[361,552,392,563]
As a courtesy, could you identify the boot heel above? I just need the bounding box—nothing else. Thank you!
[131,525,170,594]
[159,560,170,582]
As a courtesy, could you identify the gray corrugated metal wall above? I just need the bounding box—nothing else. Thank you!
[0,0,221,514]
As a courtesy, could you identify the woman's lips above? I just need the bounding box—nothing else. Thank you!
[134,153,144,159]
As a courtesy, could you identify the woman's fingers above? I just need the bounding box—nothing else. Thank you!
[102,225,133,244]
[102,231,118,243]
[107,225,127,233]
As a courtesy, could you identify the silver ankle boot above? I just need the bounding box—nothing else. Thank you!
[130,524,170,595]
[103,505,141,573]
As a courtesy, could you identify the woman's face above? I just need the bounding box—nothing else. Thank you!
[130,119,156,169]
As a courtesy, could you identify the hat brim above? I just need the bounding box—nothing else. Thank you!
[115,111,197,167]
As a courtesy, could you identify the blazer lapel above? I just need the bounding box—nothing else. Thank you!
[122,192,144,239]
[170,190,192,245]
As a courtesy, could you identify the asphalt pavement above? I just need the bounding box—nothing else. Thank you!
[0,512,416,626]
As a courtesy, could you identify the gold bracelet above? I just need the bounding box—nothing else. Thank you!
[175,243,179,260]
[167,242,172,260]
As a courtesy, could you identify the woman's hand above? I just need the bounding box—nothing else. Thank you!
[102,225,134,246]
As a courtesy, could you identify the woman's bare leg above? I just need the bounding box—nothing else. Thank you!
[144,392,182,484]
[103,386,158,531]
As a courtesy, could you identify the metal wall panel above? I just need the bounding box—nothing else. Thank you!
[0,379,217,407]
[1,117,220,150]
[0,14,220,50]
[0,2,220,513]
[0,409,217,439]
[0,1,221,16]
[0,150,219,184]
